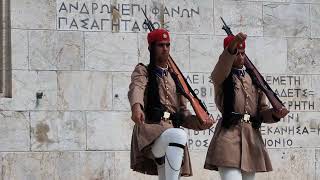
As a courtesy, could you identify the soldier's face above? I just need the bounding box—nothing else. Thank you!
[233,49,245,68]
[154,40,170,62]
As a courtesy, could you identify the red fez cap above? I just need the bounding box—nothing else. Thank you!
[223,35,245,49]
[147,29,170,45]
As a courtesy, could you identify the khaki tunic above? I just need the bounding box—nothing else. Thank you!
[128,64,205,176]
[204,49,279,172]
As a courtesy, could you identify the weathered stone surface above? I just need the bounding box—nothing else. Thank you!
[85,32,138,71]
[0,152,57,180]
[246,37,287,74]
[56,0,162,32]
[0,111,30,151]
[56,0,112,32]
[0,149,317,179]
[168,34,190,72]
[266,148,315,180]
[262,112,320,148]
[290,0,320,3]
[137,32,149,64]
[29,30,84,70]
[215,0,263,36]
[54,152,82,180]
[0,152,114,180]
[30,111,86,151]
[185,72,217,112]
[185,110,220,152]
[11,29,29,70]
[288,37,320,74]
[316,149,320,180]
[58,151,158,180]
[264,74,318,112]
[186,124,217,151]
[164,0,214,34]
[184,151,220,180]
[311,4,320,38]
[114,151,158,180]
[57,71,112,110]
[0,71,57,111]
[87,111,133,150]
[56,0,213,33]
[263,3,310,37]
[2,1,320,179]
[312,75,320,116]
[189,35,223,73]
[251,0,320,2]
[11,0,56,29]
[78,151,115,180]
[112,72,131,111]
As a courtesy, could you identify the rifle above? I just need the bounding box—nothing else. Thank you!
[142,11,215,128]
[220,17,289,115]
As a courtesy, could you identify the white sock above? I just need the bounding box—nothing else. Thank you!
[242,171,255,180]
[218,167,242,180]
[157,164,165,180]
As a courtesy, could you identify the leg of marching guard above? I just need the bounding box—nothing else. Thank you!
[218,167,242,180]
[157,164,165,180]
[165,141,186,180]
[164,128,187,180]
[151,128,188,180]
[242,171,255,180]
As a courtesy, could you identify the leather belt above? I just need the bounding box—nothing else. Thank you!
[222,112,261,129]
[229,112,253,124]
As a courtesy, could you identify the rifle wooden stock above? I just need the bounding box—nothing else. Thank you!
[167,55,214,126]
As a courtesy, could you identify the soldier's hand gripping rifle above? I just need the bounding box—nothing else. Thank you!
[142,11,215,128]
[220,17,289,117]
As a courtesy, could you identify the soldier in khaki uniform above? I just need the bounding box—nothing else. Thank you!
[128,29,211,180]
[204,33,288,180]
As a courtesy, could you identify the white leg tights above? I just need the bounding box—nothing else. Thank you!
[242,171,255,180]
[218,167,255,180]
[151,128,188,180]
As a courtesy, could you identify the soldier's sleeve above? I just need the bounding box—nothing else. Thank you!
[128,64,148,109]
[178,95,209,130]
[210,48,237,112]
[210,48,237,86]
[258,91,281,123]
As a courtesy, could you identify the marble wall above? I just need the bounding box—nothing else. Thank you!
[1,0,320,179]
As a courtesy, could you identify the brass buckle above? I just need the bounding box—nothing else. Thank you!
[242,114,251,123]
[163,111,171,122]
